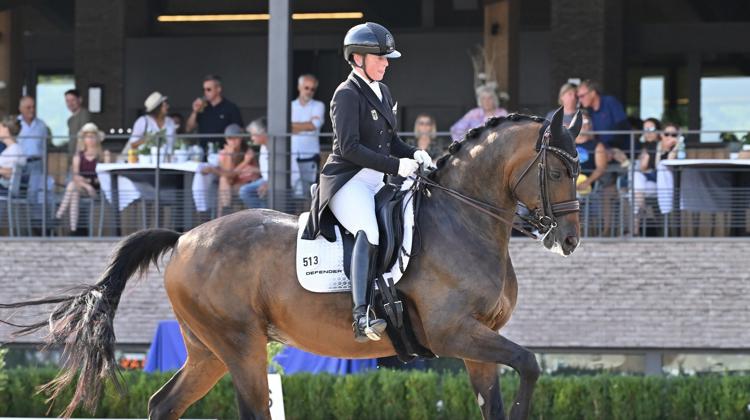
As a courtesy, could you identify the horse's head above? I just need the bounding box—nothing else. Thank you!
[508,107,582,256]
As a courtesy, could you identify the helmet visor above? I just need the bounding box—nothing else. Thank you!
[383,50,401,59]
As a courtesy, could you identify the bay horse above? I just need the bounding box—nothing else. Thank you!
[1,108,582,419]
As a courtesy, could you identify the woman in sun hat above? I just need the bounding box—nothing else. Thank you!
[119,91,176,161]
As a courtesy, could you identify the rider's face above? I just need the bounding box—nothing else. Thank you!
[362,54,389,81]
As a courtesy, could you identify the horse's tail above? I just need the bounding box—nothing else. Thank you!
[0,228,181,417]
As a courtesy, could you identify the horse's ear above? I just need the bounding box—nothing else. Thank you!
[550,107,564,141]
[568,110,583,138]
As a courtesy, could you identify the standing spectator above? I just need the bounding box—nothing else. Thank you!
[55,123,102,232]
[290,74,325,197]
[119,92,176,160]
[17,96,49,161]
[65,89,91,156]
[186,74,244,151]
[450,85,508,141]
[239,118,269,209]
[412,113,441,159]
[546,83,578,127]
[576,79,629,150]
[0,115,26,191]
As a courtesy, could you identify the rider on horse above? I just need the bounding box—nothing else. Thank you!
[302,22,433,342]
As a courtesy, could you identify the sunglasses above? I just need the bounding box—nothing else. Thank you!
[644,127,657,132]
[576,91,590,99]
[416,120,432,125]
[302,86,316,91]
[663,132,678,137]
[204,87,213,92]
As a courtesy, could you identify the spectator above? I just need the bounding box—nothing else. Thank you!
[17,96,49,161]
[450,85,508,141]
[574,111,608,194]
[632,118,662,232]
[65,89,91,156]
[577,79,629,150]
[546,83,578,127]
[239,118,269,209]
[0,115,26,192]
[201,124,260,216]
[186,74,244,151]
[412,113,441,160]
[55,123,103,232]
[119,92,176,161]
[290,74,325,197]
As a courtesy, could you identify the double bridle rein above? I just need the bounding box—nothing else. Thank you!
[415,121,580,240]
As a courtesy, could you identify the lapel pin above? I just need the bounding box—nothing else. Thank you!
[371,109,378,120]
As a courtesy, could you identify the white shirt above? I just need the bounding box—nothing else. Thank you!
[290,98,325,158]
[259,144,269,180]
[352,71,383,101]
[120,115,177,160]
[17,117,49,158]
[0,143,27,169]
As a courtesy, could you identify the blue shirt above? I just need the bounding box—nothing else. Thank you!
[17,117,49,158]
[588,95,627,148]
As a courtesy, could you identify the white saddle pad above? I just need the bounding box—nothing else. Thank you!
[296,183,416,293]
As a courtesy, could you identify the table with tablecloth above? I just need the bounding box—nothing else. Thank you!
[144,320,376,374]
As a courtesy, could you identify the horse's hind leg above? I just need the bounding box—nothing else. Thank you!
[465,360,506,420]
[148,327,227,420]
[222,333,271,419]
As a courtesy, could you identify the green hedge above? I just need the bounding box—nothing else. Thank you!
[0,369,749,419]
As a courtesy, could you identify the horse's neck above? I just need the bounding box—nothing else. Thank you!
[420,173,512,259]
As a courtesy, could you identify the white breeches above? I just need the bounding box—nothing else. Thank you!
[329,168,384,246]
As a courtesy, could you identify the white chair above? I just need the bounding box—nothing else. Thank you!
[0,163,31,236]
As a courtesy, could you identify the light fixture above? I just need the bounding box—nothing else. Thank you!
[157,12,364,23]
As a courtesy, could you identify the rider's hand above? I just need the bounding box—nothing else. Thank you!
[398,158,419,177]
[413,150,433,167]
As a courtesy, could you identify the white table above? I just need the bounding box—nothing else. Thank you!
[96,162,217,232]
[660,159,750,214]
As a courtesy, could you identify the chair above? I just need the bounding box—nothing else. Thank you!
[0,163,31,236]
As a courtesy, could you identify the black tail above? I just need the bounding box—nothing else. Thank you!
[0,228,181,417]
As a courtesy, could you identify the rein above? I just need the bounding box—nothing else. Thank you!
[414,120,581,240]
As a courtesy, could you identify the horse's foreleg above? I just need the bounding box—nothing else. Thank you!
[434,320,540,420]
[148,329,227,420]
[464,360,506,420]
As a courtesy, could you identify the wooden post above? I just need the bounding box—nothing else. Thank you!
[483,0,519,109]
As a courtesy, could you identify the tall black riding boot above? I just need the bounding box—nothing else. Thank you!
[351,230,387,342]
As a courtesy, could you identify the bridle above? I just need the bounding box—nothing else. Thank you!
[414,120,580,240]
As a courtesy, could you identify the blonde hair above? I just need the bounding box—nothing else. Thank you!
[76,123,103,158]
[558,83,578,106]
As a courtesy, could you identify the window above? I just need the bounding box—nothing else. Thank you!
[36,74,75,147]
[640,76,664,121]
[700,76,750,142]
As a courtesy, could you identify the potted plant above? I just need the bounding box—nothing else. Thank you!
[138,144,152,164]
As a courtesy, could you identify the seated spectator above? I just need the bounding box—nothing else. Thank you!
[0,115,27,191]
[450,85,508,141]
[411,114,442,161]
[574,111,607,194]
[55,123,103,232]
[239,118,270,209]
[119,92,176,161]
[201,124,260,216]
[577,79,629,150]
[546,83,578,127]
[633,118,661,222]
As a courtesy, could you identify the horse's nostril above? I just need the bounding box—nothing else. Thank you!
[565,236,579,249]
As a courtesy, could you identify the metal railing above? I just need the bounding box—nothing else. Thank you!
[1,129,749,238]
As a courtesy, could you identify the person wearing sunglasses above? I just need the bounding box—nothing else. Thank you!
[186,74,244,152]
[291,74,325,198]
[633,117,662,230]
[577,79,629,150]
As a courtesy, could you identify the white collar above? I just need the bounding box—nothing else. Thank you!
[351,70,383,101]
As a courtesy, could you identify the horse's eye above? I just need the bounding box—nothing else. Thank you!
[549,170,562,180]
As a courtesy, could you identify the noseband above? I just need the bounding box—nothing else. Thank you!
[510,124,580,235]
[415,120,580,240]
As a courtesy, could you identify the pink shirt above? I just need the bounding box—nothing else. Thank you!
[450,107,508,141]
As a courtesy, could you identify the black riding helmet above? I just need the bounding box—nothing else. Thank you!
[343,22,401,65]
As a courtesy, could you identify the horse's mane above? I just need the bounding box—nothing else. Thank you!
[432,113,546,175]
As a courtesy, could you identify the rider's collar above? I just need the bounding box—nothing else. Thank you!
[351,70,383,101]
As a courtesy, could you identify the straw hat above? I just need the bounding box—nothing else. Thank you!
[77,122,105,142]
[144,91,168,113]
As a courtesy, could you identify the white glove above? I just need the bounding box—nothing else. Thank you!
[413,150,433,167]
[397,158,419,177]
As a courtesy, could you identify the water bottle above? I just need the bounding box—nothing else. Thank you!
[676,136,686,159]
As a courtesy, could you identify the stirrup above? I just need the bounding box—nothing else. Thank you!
[353,306,386,342]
